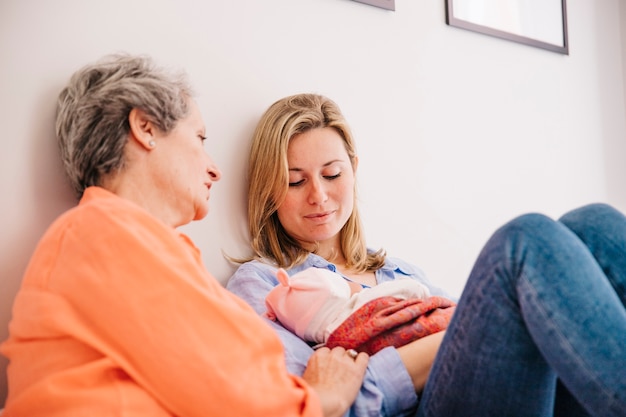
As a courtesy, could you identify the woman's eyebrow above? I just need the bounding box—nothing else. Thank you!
[288,160,345,172]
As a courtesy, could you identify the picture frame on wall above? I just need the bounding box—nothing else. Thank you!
[445,0,568,55]
[351,0,395,11]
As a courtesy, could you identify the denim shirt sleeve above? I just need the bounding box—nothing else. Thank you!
[226,260,419,417]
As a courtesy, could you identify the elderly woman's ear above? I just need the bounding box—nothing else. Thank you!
[128,108,157,151]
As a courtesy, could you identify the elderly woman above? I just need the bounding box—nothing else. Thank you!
[227,93,626,417]
[0,55,367,417]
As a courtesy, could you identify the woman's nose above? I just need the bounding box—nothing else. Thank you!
[308,178,327,204]
[207,157,222,181]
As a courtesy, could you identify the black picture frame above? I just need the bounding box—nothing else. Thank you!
[445,0,568,55]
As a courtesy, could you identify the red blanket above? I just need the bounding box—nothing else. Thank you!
[326,295,456,355]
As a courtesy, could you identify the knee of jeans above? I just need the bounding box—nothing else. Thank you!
[558,203,626,246]
[505,212,556,232]
[491,212,546,235]
[559,203,616,226]
[483,213,561,274]
[492,213,563,249]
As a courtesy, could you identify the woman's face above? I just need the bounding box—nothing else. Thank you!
[277,127,356,253]
[152,100,221,226]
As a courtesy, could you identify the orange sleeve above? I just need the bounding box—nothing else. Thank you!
[2,189,323,417]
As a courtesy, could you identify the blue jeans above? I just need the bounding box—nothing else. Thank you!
[416,203,626,417]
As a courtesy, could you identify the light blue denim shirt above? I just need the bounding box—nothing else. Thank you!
[227,252,453,417]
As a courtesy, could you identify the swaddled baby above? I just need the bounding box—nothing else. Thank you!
[264,267,454,354]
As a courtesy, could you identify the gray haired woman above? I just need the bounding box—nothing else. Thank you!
[1,54,368,417]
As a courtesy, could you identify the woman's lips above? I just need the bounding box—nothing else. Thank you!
[304,210,334,222]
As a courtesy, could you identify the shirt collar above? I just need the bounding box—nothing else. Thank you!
[301,251,412,276]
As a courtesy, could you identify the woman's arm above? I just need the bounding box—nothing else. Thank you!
[43,210,332,417]
[396,331,446,392]
[227,262,420,417]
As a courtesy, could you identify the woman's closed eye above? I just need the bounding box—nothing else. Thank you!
[288,172,342,187]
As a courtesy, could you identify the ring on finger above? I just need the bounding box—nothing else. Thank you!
[346,349,358,359]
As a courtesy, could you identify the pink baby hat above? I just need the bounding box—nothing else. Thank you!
[265,267,352,343]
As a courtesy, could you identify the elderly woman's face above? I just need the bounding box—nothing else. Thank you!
[277,127,355,253]
[151,100,221,226]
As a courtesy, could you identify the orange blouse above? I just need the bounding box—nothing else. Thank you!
[1,186,322,417]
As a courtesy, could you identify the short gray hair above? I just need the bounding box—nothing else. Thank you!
[55,53,194,197]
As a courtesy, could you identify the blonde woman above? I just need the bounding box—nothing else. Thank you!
[228,93,626,417]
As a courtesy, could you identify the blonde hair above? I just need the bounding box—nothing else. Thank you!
[244,93,385,271]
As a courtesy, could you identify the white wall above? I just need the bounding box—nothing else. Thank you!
[1,0,625,407]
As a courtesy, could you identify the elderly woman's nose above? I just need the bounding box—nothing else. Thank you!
[207,157,222,181]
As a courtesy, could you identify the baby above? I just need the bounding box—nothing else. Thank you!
[265,267,455,354]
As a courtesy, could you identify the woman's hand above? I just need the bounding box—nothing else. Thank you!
[302,346,369,417]
[397,331,446,393]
